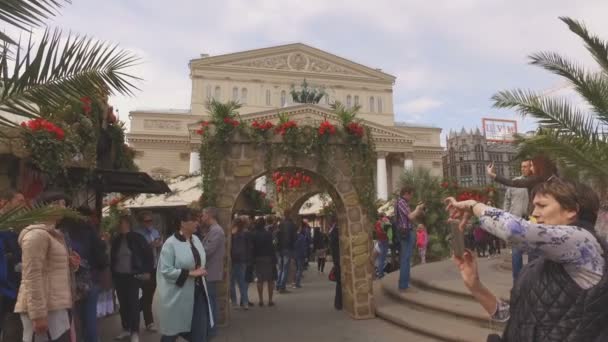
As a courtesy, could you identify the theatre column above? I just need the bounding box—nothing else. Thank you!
[189,151,201,174]
[377,152,388,201]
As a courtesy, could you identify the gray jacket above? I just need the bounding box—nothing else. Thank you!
[203,223,226,282]
[504,176,530,218]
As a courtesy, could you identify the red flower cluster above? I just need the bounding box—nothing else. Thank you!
[21,118,65,140]
[109,197,122,206]
[80,97,92,114]
[456,191,487,203]
[318,120,336,136]
[223,117,240,127]
[346,122,364,137]
[196,121,210,135]
[271,171,312,192]
[252,120,274,131]
[275,121,297,136]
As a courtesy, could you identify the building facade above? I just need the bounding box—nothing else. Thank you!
[442,128,519,187]
[127,43,443,200]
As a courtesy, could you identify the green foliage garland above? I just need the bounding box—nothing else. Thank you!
[199,100,377,220]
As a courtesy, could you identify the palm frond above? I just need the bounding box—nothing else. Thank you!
[331,101,361,126]
[0,29,140,126]
[529,52,608,122]
[0,204,81,231]
[0,0,69,30]
[560,17,608,76]
[492,89,601,141]
[205,98,241,121]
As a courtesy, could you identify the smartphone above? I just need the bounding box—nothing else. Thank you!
[451,222,465,257]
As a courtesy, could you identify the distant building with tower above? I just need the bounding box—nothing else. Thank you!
[442,127,519,187]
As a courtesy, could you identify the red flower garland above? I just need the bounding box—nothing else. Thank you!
[275,121,297,136]
[346,122,364,137]
[21,118,65,140]
[318,120,336,136]
[252,120,274,131]
[271,171,312,192]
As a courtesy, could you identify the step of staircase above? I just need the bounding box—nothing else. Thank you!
[374,272,505,342]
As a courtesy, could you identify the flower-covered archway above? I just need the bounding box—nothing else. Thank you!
[196,100,377,325]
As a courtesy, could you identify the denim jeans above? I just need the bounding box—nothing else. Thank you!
[161,286,209,342]
[230,262,249,306]
[206,281,219,337]
[277,250,292,290]
[376,240,389,278]
[398,229,415,289]
[512,247,524,280]
[294,257,304,287]
[76,284,99,342]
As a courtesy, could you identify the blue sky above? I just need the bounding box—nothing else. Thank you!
[46,0,608,143]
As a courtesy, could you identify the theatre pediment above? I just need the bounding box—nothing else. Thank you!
[190,43,395,82]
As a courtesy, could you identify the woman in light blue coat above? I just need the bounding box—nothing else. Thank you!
[157,208,214,342]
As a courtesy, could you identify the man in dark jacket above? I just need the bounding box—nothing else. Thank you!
[276,210,297,292]
[328,215,342,310]
[0,189,25,341]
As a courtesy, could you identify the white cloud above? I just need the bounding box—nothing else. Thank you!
[400,97,443,114]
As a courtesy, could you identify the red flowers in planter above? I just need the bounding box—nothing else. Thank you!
[275,121,297,136]
[318,120,336,136]
[346,122,364,137]
[223,117,240,127]
[252,120,274,131]
[21,118,65,140]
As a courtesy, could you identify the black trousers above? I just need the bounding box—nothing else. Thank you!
[140,269,156,326]
[114,273,141,332]
[317,258,326,272]
[0,295,22,342]
[334,264,342,310]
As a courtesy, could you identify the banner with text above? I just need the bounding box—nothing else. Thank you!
[482,118,518,142]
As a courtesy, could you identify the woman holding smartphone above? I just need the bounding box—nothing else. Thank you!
[448,178,608,341]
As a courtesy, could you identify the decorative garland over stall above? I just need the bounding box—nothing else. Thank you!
[198,100,378,219]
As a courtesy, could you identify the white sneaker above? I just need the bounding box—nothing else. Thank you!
[146,323,157,332]
[114,331,130,340]
[130,332,139,342]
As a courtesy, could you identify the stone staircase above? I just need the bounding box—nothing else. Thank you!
[374,258,511,342]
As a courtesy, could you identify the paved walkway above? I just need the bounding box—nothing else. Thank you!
[99,263,438,342]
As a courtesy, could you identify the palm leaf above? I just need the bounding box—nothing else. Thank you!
[0,204,81,231]
[204,98,241,122]
[0,0,70,45]
[560,17,608,76]
[529,52,608,122]
[492,89,601,141]
[0,29,140,126]
[331,101,361,126]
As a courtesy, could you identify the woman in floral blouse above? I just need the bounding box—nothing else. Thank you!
[447,177,607,341]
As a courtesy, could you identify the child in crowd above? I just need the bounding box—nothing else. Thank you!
[416,224,428,264]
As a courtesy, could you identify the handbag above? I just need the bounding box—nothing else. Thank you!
[328,266,336,282]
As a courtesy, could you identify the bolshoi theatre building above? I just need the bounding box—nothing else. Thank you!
[126,43,443,200]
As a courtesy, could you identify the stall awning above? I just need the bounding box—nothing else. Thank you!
[91,169,170,194]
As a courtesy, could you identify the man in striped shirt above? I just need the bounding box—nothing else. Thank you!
[394,186,426,291]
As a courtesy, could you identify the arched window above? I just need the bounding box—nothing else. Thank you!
[214,86,221,100]
[206,85,212,99]
[241,88,248,104]
[346,95,352,108]
[369,96,375,112]
[378,97,383,113]
[354,95,359,106]
[266,90,271,106]
[232,87,239,101]
[280,90,287,107]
